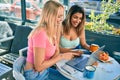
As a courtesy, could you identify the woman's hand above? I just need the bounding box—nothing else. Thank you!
[75,50,84,56]
[70,50,83,56]
[61,52,80,60]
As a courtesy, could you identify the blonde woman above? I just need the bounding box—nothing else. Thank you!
[24,1,79,80]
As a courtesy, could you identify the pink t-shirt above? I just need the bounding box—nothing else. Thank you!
[26,29,56,64]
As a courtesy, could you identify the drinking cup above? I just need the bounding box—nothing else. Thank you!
[83,65,96,79]
[90,44,99,52]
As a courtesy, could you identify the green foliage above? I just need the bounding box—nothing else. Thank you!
[88,0,120,34]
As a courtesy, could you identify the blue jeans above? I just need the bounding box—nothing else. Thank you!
[24,68,69,80]
[24,69,48,80]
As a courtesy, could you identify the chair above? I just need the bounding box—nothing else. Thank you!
[0,36,14,55]
[13,46,28,80]
[13,56,26,80]
[0,21,14,55]
[0,25,32,64]
[0,63,13,80]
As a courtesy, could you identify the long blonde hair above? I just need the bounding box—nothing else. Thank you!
[29,0,63,38]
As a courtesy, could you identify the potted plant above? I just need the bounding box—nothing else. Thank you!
[85,0,120,57]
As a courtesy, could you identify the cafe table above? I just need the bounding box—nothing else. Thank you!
[56,54,120,80]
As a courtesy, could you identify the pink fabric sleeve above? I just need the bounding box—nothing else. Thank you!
[32,31,47,48]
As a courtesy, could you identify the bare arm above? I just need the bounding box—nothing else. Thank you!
[34,47,79,72]
[80,28,90,50]
[34,47,63,72]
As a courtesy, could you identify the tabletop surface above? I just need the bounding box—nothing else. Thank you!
[56,54,120,80]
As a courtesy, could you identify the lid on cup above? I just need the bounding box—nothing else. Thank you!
[91,44,99,46]
[86,65,96,71]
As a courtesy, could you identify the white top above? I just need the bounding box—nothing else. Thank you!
[60,36,80,48]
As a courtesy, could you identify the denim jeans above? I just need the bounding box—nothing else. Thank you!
[14,56,69,80]
[24,69,48,80]
[24,68,69,80]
